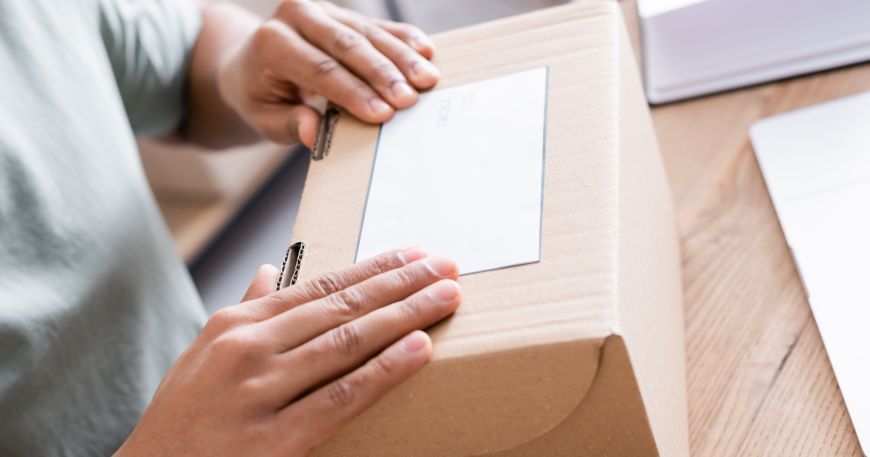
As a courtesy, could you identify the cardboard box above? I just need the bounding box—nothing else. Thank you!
[282,2,688,455]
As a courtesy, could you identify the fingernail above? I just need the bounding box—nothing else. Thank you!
[413,36,433,51]
[391,80,415,99]
[397,247,426,264]
[401,331,428,353]
[368,98,391,115]
[411,60,438,78]
[429,280,459,302]
[423,256,458,277]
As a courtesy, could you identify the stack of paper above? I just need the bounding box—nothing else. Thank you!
[639,0,870,103]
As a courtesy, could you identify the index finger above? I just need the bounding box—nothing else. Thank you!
[242,247,427,321]
[278,330,432,450]
[375,19,435,59]
[259,254,458,351]
[253,19,393,123]
[286,5,420,109]
[323,7,439,90]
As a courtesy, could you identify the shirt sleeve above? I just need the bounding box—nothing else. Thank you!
[99,0,202,137]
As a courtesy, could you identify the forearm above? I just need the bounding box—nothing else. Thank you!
[182,1,261,149]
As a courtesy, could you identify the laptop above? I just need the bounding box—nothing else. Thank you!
[750,91,870,455]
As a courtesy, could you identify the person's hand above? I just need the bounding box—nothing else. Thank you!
[115,248,460,457]
[217,0,440,148]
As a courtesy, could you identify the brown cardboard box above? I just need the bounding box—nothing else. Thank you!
[283,2,688,455]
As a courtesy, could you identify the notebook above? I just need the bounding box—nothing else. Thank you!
[751,91,870,455]
[639,0,870,103]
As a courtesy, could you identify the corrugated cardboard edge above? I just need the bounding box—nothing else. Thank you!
[484,334,658,456]
[313,337,605,457]
[613,5,690,457]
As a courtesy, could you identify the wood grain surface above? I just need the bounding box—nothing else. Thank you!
[620,1,869,455]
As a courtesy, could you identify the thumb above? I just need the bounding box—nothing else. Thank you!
[241,264,282,302]
[256,103,320,148]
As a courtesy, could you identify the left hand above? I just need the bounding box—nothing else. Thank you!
[116,248,461,457]
[217,0,440,148]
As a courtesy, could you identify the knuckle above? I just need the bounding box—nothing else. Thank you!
[331,323,362,356]
[359,24,382,40]
[370,253,399,276]
[312,58,341,78]
[205,307,243,333]
[373,354,396,375]
[299,338,329,366]
[310,271,344,297]
[333,30,361,53]
[393,265,417,291]
[326,378,358,408]
[402,53,423,70]
[352,83,377,107]
[211,330,264,365]
[398,298,420,320]
[276,0,306,18]
[252,19,284,47]
[237,377,269,398]
[329,287,365,316]
[373,62,400,84]
[257,292,289,315]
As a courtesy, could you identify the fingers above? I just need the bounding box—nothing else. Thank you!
[375,19,435,59]
[241,264,283,302]
[319,4,439,89]
[352,24,439,90]
[200,264,282,335]
[243,247,427,323]
[316,1,435,59]
[286,5,420,110]
[250,103,321,147]
[255,18,393,124]
[259,255,459,350]
[267,5,393,123]
[278,330,432,448]
[271,279,460,400]
[233,1,441,142]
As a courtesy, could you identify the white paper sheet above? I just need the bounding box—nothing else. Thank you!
[356,67,548,275]
[751,91,870,455]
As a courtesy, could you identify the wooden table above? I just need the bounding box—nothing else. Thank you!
[161,3,870,453]
[619,1,869,454]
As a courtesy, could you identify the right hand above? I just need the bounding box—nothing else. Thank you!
[115,247,461,457]
[218,0,440,147]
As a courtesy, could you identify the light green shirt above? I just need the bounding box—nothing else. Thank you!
[0,0,207,455]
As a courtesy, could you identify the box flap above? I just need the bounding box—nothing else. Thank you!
[290,2,643,455]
